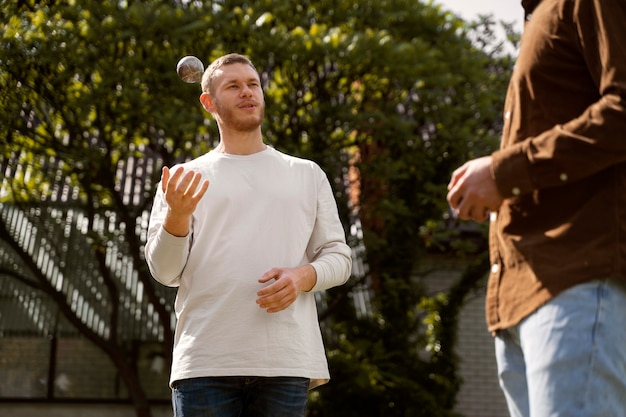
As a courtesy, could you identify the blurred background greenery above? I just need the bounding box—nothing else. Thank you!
[0,1,518,416]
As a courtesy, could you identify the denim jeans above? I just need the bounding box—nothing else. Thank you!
[495,279,626,417]
[171,376,310,417]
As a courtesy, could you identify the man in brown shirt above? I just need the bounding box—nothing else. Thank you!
[447,0,626,416]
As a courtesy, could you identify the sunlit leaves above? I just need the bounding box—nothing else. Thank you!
[1,0,515,414]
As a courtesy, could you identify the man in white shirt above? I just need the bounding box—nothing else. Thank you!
[145,53,352,417]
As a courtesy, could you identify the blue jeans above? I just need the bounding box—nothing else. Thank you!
[495,279,626,417]
[171,376,310,417]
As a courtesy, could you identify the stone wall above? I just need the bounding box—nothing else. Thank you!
[419,256,509,417]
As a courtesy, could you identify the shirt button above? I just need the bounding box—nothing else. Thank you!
[512,187,521,196]
[560,173,568,182]
[491,264,499,274]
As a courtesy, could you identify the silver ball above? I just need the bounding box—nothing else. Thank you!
[176,56,204,84]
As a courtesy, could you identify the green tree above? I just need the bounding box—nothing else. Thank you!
[1,1,215,415]
[231,3,512,415]
[0,1,514,416]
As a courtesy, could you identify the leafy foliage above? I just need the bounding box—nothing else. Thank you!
[0,1,514,416]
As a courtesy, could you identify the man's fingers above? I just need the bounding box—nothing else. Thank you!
[257,275,284,296]
[448,164,467,190]
[469,208,489,223]
[475,209,490,223]
[185,172,203,195]
[192,179,210,200]
[167,169,206,198]
[447,182,464,210]
[161,166,170,193]
[163,166,184,194]
[458,205,490,223]
[256,271,298,313]
[258,268,281,285]
[169,166,185,185]
[162,168,209,217]
[257,289,294,313]
[176,170,197,195]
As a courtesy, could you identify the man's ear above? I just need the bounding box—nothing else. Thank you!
[199,93,214,112]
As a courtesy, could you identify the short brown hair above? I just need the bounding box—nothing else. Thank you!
[201,53,259,94]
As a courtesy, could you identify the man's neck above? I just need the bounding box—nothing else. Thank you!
[216,129,266,155]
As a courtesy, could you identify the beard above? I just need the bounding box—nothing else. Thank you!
[213,98,265,133]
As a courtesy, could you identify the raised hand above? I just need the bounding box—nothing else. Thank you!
[161,166,209,237]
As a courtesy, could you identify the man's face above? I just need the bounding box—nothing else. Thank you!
[209,63,265,132]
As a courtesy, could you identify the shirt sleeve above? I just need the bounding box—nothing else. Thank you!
[144,185,190,287]
[492,0,626,198]
[307,169,352,292]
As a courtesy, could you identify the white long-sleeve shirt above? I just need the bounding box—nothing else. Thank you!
[145,146,352,389]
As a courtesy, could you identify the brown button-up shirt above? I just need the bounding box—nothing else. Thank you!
[487,0,626,332]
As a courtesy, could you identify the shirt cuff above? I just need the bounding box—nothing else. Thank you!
[492,144,535,198]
